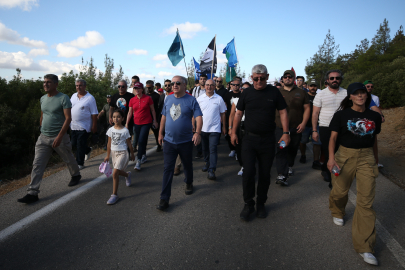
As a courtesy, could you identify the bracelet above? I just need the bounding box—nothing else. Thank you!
[312,130,318,133]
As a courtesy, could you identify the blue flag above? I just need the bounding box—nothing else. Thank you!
[167,31,185,66]
[193,57,201,80]
[222,38,238,68]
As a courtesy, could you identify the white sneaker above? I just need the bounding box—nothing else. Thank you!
[238,167,243,176]
[276,175,288,186]
[333,217,344,226]
[229,150,236,157]
[78,165,85,170]
[141,155,147,164]
[134,160,141,171]
[85,147,92,161]
[378,163,384,168]
[107,195,119,205]
[360,252,378,265]
[125,171,132,187]
[288,167,293,176]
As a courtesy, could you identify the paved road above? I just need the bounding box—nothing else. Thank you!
[1,135,404,269]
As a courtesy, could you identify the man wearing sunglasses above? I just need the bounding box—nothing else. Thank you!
[231,64,289,221]
[275,70,310,186]
[109,80,135,134]
[157,76,202,211]
[312,70,346,184]
[197,79,227,180]
[146,80,162,152]
[215,77,227,100]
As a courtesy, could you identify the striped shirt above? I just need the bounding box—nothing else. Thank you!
[313,87,347,127]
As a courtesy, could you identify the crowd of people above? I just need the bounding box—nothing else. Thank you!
[17,65,385,266]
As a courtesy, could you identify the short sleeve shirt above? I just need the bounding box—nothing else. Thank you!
[102,103,110,124]
[329,108,381,149]
[275,86,309,128]
[128,94,153,125]
[70,92,98,132]
[371,94,380,107]
[313,87,347,127]
[237,85,287,135]
[197,93,227,133]
[109,92,135,120]
[162,94,202,144]
[106,126,131,151]
[41,92,72,137]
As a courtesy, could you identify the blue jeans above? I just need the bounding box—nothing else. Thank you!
[132,125,138,150]
[160,140,194,201]
[71,130,91,166]
[201,132,220,171]
[134,123,152,160]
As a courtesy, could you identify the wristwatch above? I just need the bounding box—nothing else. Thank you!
[312,130,318,133]
[283,131,290,135]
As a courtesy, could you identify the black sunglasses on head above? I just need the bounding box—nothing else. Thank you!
[170,81,182,86]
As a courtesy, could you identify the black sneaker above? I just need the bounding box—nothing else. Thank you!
[17,194,39,204]
[321,171,331,182]
[312,160,322,170]
[156,199,169,211]
[240,203,255,221]
[195,152,203,159]
[202,163,209,172]
[185,183,193,195]
[68,175,82,187]
[299,155,306,164]
[256,204,267,218]
[156,145,162,152]
[207,170,216,180]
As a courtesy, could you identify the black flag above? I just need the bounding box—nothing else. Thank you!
[199,37,217,75]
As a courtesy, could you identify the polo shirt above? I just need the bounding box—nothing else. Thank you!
[275,86,309,128]
[313,87,347,127]
[128,94,153,125]
[197,93,227,133]
[70,92,98,132]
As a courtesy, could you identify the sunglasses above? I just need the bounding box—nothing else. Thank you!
[118,85,126,88]
[252,77,266,81]
[329,77,342,81]
[215,80,222,83]
[134,87,142,89]
[170,81,182,86]
[242,87,248,90]
[231,84,240,86]
[164,84,171,87]
[366,85,373,88]
[283,75,293,79]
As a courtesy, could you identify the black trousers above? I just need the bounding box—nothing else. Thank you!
[319,126,340,179]
[275,128,302,177]
[235,122,245,167]
[151,125,159,146]
[242,133,275,206]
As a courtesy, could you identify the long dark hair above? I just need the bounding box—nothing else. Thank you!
[337,90,372,111]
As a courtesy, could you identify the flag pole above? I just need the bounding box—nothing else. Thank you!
[211,35,216,79]
[178,28,190,89]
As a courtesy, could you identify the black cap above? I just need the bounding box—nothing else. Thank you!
[347,83,367,96]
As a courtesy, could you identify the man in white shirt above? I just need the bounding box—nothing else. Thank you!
[192,74,207,158]
[312,70,346,185]
[364,80,380,107]
[70,79,98,169]
[197,79,227,180]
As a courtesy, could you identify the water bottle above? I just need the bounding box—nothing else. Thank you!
[279,141,286,149]
[332,166,340,176]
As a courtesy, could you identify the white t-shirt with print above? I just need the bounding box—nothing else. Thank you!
[106,126,131,151]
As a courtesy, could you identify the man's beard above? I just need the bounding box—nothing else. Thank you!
[329,82,340,89]
[284,82,294,87]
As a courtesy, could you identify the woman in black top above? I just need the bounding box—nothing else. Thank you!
[328,83,382,266]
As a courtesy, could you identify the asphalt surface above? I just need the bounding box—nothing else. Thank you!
[1,135,404,270]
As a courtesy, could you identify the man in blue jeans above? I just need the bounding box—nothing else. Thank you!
[157,75,202,211]
[197,79,227,180]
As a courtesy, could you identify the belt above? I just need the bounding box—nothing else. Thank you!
[246,131,273,137]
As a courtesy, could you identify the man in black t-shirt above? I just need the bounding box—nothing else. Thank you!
[109,80,135,135]
[231,64,290,221]
[215,77,227,100]
[146,80,162,152]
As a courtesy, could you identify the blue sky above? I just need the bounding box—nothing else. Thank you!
[0,0,404,84]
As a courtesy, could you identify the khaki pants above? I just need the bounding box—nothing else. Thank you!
[329,146,379,253]
[28,133,80,195]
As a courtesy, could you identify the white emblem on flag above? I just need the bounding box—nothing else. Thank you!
[170,103,181,121]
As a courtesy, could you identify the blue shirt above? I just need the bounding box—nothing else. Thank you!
[369,98,377,109]
[162,93,202,144]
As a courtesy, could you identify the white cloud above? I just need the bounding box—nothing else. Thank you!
[0,0,38,11]
[216,44,227,64]
[164,22,207,39]
[0,51,33,69]
[158,71,174,77]
[56,44,83,58]
[38,60,80,74]
[127,48,148,55]
[0,22,46,48]
[152,54,168,61]
[28,48,49,57]
[138,73,154,80]
[66,31,105,48]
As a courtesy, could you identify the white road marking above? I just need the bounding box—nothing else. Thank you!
[308,143,405,268]
[0,146,157,243]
